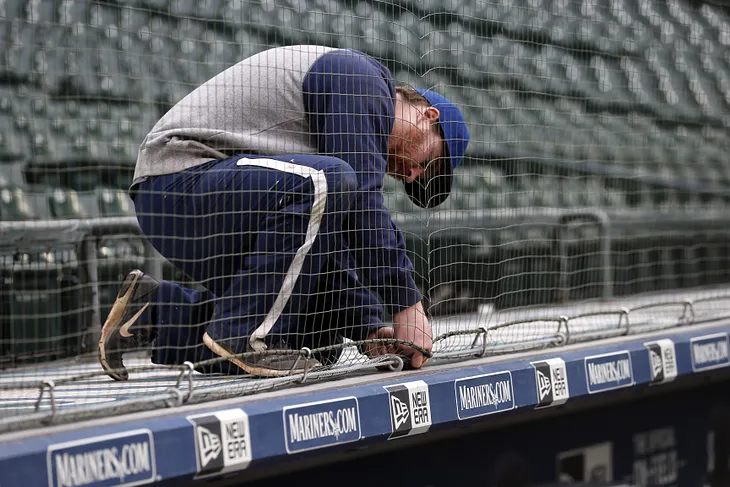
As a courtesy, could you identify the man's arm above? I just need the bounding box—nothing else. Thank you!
[302,49,422,316]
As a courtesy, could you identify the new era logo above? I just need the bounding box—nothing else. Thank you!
[187,409,252,479]
[390,395,410,430]
[537,369,551,401]
[649,348,663,381]
[384,380,432,440]
[531,358,570,409]
[644,339,677,384]
[197,425,222,468]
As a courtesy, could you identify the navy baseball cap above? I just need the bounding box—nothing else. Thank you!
[403,88,470,209]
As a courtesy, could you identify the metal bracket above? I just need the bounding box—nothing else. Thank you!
[619,307,630,335]
[293,347,313,384]
[556,315,570,345]
[165,388,184,408]
[174,361,196,404]
[386,355,405,372]
[470,326,490,357]
[35,380,56,423]
[556,210,612,303]
[679,300,695,326]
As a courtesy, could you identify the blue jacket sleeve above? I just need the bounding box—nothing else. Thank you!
[302,49,423,314]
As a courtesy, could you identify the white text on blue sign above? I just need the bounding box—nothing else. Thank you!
[691,333,730,371]
[46,429,156,487]
[283,397,361,454]
[585,351,634,393]
[454,371,515,420]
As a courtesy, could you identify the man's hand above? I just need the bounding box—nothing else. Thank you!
[392,301,433,369]
[363,302,433,369]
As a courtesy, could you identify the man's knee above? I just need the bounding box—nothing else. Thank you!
[317,157,358,195]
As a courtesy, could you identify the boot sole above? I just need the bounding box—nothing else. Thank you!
[203,332,319,378]
[98,271,142,381]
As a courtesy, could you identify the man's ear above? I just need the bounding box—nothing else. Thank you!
[424,106,440,122]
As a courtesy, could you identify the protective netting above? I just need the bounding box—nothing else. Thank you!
[1,0,730,430]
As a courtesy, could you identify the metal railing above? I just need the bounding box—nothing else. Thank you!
[1,209,730,431]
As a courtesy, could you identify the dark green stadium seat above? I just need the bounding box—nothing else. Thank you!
[359,10,394,60]
[503,190,529,208]
[0,249,65,365]
[0,127,30,163]
[494,235,543,309]
[170,0,198,17]
[88,2,122,30]
[530,188,561,209]
[97,46,145,101]
[0,185,36,221]
[42,187,88,220]
[389,13,423,68]
[98,188,135,217]
[2,22,35,81]
[29,131,71,164]
[21,184,89,219]
[142,0,172,10]
[327,8,364,51]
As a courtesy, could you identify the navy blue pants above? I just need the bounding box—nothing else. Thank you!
[133,154,385,373]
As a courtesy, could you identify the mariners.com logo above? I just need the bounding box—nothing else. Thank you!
[187,409,252,479]
[384,380,432,439]
[283,397,362,453]
[46,430,156,487]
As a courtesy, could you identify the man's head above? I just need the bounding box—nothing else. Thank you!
[387,85,470,208]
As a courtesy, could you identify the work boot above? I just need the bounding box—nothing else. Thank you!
[98,269,159,380]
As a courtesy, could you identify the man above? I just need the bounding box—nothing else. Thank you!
[98,45,469,380]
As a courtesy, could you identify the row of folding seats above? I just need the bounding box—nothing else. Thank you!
[3,161,719,223]
[0,181,135,220]
[0,6,267,102]
[177,0,730,124]
[5,0,730,127]
[0,244,82,364]
[422,217,730,313]
[3,1,730,153]
[120,0,729,65]
[3,81,728,201]
[397,0,730,57]
[0,86,156,169]
[0,232,148,366]
[436,80,730,187]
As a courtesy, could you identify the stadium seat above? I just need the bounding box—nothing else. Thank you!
[0,185,36,221]
[44,187,88,220]
[0,249,66,365]
[97,188,135,217]
[1,21,35,82]
[170,0,199,17]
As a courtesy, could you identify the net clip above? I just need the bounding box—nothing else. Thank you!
[386,355,405,372]
[293,347,313,384]
[174,361,196,404]
[470,326,489,357]
[679,300,695,326]
[557,315,570,345]
[35,380,56,423]
[165,388,185,408]
[619,307,630,335]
